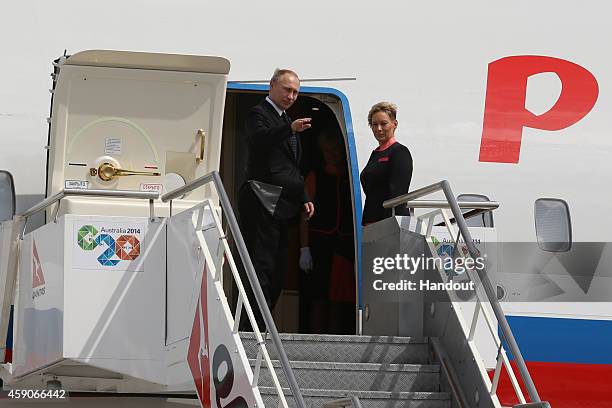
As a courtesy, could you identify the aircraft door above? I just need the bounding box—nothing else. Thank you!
[45,50,230,218]
[221,85,360,335]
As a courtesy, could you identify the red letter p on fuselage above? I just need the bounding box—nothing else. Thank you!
[479,56,599,164]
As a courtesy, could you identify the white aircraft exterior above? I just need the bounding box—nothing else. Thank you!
[1,2,611,408]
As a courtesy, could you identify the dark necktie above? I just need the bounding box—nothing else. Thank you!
[282,111,298,159]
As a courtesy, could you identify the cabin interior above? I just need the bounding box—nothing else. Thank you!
[220,88,358,334]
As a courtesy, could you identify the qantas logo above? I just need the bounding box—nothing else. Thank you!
[479,55,599,164]
[32,240,46,299]
[187,263,249,408]
[187,264,211,407]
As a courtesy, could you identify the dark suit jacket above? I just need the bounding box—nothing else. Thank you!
[243,99,307,220]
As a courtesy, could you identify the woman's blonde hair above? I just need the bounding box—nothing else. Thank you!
[367,102,397,125]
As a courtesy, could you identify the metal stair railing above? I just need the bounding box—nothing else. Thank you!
[0,188,159,375]
[3,180,303,407]
[193,199,288,407]
[401,199,520,406]
[418,204,528,405]
[422,207,527,405]
[383,180,548,407]
[162,170,307,408]
[429,337,470,408]
[19,188,160,235]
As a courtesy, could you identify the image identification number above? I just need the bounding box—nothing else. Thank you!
[8,389,67,399]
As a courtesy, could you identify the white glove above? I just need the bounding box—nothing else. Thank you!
[299,247,313,272]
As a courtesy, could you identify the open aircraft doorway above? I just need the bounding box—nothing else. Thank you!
[220,84,361,335]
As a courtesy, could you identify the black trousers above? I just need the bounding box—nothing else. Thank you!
[299,232,355,334]
[238,186,288,328]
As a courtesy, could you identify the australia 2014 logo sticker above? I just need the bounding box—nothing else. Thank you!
[75,223,144,271]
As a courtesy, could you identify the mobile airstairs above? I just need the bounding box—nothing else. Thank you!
[0,172,550,408]
[0,50,549,407]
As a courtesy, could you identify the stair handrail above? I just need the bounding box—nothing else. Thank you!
[1,188,160,371]
[429,337,469,408]
[162,171,307,408]
[383,180,543,405]
[406,202,527,405]
[18,188,160,234]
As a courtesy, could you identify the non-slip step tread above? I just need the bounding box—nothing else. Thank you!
[240,332,431,364]
[250,359,440,372]
[240,332,429,344]
[258,386,451,399]
[252,358,441,392]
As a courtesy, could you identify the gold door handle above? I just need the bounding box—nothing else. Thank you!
[91,162,161,181]
[197,129,206,163]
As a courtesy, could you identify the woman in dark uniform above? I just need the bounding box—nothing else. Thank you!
[299,130,355,334]
[360,102,413,225]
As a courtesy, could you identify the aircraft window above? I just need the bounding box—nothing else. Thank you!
[534,198,572,252]
[0,171,16,222]
[457,194,494,227]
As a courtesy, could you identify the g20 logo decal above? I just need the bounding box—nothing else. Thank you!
[77,225,141,266]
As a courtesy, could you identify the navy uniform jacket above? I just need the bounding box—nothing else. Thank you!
[360,141,413,225]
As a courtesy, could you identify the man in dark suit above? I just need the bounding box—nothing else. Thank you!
[239,69,314,323]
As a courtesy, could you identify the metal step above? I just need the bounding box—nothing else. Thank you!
[241,332,450,407]
[258,387,451,408]
[240,332,430,364]
[252,360,440,392]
